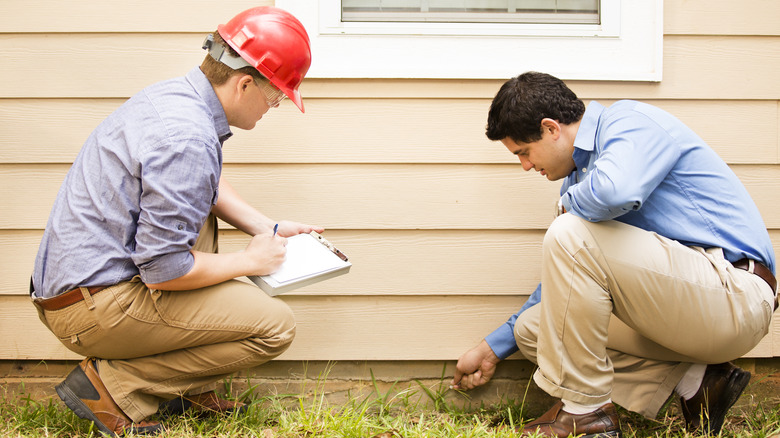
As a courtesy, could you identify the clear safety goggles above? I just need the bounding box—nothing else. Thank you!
[256,79,287,108]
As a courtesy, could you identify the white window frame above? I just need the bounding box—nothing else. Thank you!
[277,0,663,81]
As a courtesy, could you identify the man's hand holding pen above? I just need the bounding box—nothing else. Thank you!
[245,233,287,276]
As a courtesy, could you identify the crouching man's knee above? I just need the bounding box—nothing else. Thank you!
[250,300,297,360]
[513,304,542,364]
[543,213,590,254]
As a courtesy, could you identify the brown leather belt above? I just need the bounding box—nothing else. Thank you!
[34,286,108,311]
[733,258,778,310]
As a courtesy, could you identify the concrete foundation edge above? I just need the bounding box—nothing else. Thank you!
[2,358,778,419]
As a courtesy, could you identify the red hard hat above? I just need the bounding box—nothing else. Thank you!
[217,7,311,112]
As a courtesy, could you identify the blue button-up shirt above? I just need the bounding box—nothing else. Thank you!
[485,100,775,359]
[33,67,231,298]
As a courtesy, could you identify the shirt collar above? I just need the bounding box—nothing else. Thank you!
[571,100,605,170]
[186,67,233,144]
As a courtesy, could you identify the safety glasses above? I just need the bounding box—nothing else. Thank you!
[256,79,287,108]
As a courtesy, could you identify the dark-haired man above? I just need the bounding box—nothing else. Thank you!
[31,7,319,436]
[452,72,776,437]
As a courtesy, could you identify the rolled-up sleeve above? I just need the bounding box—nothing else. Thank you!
[133,136,221,284]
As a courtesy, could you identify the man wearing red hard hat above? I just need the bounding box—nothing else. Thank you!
[30,7,317,436]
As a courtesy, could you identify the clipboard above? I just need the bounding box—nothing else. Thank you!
[248,231,351,296]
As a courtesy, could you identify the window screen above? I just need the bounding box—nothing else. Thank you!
[342,0,600,24]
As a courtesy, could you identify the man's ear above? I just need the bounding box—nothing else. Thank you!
[540,118,561,140]
[235,74,255,96]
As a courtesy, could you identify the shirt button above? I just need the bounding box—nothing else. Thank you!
[582,167,587,173]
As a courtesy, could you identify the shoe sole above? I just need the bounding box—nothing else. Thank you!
[706,368,751,434]
[56,380,116,437]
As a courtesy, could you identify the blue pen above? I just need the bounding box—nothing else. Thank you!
[273,223,278,237]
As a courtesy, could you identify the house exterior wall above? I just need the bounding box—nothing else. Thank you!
[1,0,778,364]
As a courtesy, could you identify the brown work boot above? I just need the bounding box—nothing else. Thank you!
[520,400,622,437]
[55,358,161,437]
[680,362,751,435]
[159,390,247,418]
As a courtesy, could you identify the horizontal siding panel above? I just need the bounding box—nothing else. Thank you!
[2,36,780,100]
[225,230,544,296]
[2,295,775,361]
[2,229,545,297]
[2,294,525,361]
[664,0,780,36]
[3,163,780,230]
[0,1,271,33]
[11,231,780,297]
[0,230,37,296]
[0,163,562,230]
[1,33,206,98]
[11,230,780,298]
[1,99,776,165]
[0,98,508,165]
[0,99,113,163]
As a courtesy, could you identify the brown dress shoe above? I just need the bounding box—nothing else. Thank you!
[520,401,622,437]
[159,390,247,418]
[55,358,162,437]
[680,362,750,435]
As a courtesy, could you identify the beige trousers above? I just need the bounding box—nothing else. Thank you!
[514,214,774,418]
[34,216,296,421]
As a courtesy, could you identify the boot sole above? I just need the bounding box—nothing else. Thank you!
[56,380,116,437]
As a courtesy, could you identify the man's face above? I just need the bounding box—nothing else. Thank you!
[500,124,576,181]
[231,79,273,130]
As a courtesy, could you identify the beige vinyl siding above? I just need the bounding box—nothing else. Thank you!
[3,164,780,231]
[3,35,780,99]
[1,99,777,164]
[1,0,779,363]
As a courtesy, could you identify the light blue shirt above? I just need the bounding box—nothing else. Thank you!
[486,100,775,359]
[33,67,231,298]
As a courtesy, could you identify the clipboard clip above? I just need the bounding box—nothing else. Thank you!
[311,231,349,262]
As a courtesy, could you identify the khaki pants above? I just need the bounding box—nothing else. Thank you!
[33,216,296,421]
[514,214,774,418]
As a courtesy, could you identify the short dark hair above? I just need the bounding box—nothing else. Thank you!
[200,29,269,87]
[486,72,585,143]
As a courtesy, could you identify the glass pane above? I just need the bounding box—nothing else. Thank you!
[342,0,380,10]
[428,0,506,12]
[516,0,562,11]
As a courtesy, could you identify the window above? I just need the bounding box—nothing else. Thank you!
[277,0,663,81]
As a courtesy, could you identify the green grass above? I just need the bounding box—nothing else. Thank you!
[1,372,778,438]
